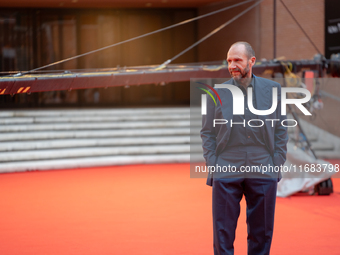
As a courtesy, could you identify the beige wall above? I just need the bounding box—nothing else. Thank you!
[260,0,324,60]
[197,0,324,62]
[197,0,261,62]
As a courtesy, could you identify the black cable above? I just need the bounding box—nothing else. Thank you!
[160,0,263,67]
[7,0,257,77]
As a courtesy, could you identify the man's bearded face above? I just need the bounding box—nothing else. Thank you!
[229,62,250,82]
[227,44,254,83]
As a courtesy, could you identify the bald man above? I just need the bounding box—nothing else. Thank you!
[200,42,288,255]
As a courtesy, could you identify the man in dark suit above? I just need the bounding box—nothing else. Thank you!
[200,42,288,255]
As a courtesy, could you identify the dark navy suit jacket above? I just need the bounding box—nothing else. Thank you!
[200,75,288,186]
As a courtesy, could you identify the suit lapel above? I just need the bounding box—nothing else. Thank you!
[253,76,273,152]
[254,76,271,112]
[220,79,235,126]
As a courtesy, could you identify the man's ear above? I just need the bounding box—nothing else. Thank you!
[249,56,256,67]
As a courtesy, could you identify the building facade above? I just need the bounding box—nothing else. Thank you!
[0,0,334,108]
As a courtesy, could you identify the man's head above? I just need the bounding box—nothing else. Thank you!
[227,42,256,83]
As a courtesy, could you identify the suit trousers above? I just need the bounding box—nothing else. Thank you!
[212,146,278,255]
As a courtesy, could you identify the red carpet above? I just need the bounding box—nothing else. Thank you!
[0,163,339,255]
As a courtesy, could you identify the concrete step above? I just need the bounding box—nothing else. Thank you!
[0,120,201,132]
[0,107,191,117]
[0,144,199,162]
[0,108,196,172]
[0,154,191,173]
[0,136,191,152]
[0,108,205,172]
[0,114,200,124]
[0,128,200,142]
